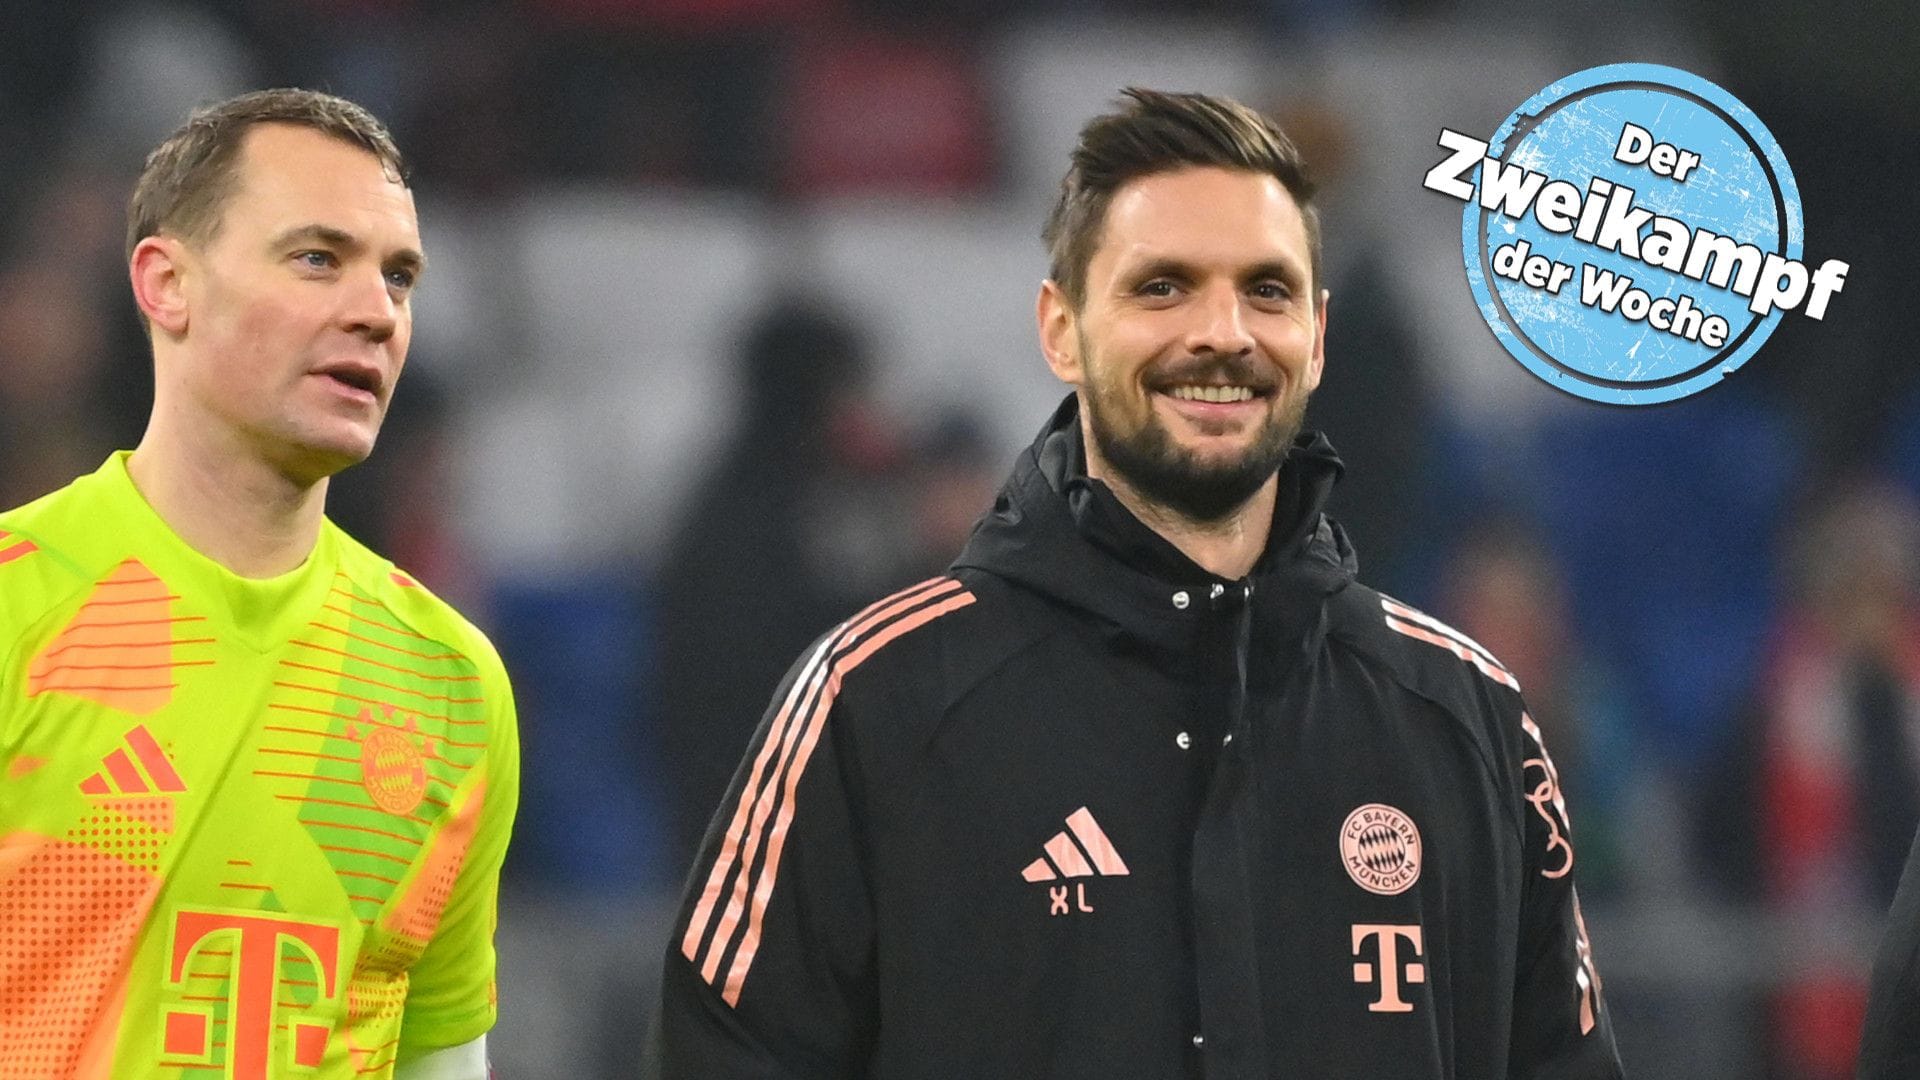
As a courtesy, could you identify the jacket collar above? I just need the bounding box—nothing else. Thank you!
[952,395,1355,667]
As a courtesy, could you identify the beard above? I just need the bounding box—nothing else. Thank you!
[1082,346,1307,524]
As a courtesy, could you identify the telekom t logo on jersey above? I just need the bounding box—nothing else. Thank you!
[161,909,342,1077]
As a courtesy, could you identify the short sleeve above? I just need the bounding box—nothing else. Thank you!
[396,658,521,1058]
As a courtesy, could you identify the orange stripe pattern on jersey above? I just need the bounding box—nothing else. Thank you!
[27,560,215,715]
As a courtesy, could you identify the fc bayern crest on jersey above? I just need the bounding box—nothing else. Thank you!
[346,705,432,815]
[1341,804,1422,896]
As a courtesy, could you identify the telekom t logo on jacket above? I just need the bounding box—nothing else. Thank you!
[1020,807,1129,915]
[1352,924,1425,1013]
[161,909,341,1077]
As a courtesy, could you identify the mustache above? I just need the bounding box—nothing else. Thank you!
[1144,352,1277,393]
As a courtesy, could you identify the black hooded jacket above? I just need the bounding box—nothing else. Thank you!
[649,397,1625,1079]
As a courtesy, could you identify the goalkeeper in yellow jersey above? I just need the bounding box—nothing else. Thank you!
[0,89,518,1079]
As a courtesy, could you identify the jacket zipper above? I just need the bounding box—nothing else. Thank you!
[1191,578,1263,1079]
[1232,581,1253,746]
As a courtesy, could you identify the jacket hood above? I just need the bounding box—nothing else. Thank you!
[952,394,1356,667]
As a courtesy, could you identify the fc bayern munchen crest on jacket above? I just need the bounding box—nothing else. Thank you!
[1341,803,1422,895]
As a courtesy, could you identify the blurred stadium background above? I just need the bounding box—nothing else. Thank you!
[3,1,1917,1076]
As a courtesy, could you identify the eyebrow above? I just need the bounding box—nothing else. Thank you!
[269,223,428,278]
[1126,255,1304,288]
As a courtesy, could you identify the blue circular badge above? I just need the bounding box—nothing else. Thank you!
[1460,63,1802,404]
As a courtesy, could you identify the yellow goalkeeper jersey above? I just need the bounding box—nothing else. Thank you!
[0,453,519,1079]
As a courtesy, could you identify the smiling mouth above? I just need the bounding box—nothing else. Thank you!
[1147,353,1278,406]
[1165,384,1259,403]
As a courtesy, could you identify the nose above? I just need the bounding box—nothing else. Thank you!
[341,268,399,344]
[1182,281,1254,357]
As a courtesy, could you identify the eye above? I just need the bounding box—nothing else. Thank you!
[385,268,417,291]
[1137,279,1177,298]
[294,250,338,272]
[1250,281,1291,303]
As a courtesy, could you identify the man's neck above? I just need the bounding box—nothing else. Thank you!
[127,426,329,579]
[1090,456,1276,581]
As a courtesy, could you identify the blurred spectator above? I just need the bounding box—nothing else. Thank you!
[1280,90,1431,596]
[0,257,123,509]
[328,366,477,601]
[906,410,1000,574]
[780,26,992,196]
[652,297,918,866]
[0,159,155,503]
[524,0,835,188]
[1887,384,1920,510]
[1698,479,1920,1080]
[245,1,542,197]
[1521,387,1803,762]
[68,4,254,170]
[1436,515,1635,897]
[0,6,90,219]
[538,0,835,29]
[391,4,538,196]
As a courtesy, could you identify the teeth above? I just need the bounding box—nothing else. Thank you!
[1168,385,1254,403]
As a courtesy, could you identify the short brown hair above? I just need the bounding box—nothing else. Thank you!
[1042,87,1320,309]
[126,88,407,261]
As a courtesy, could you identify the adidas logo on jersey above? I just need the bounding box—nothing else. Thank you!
[1020,807,1128,916]
[78,724,185,795]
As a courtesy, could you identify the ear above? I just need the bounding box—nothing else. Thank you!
[1036,279,1083,387]
[1303,287,1330,394]
[130,235,190,337]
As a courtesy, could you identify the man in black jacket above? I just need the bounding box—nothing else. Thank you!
[647,88,1625,1079]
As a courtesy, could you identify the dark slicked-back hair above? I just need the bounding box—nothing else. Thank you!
[126,87,407,261]
[1043,87,1320,310]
